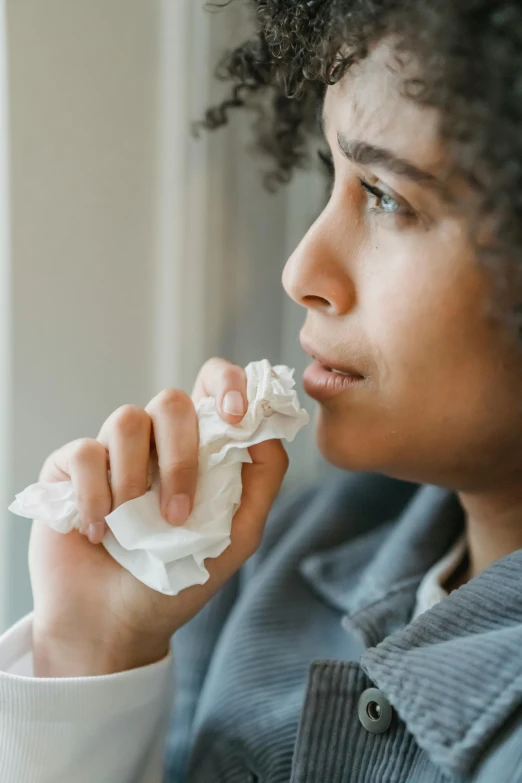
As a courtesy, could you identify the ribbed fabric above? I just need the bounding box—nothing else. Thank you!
[0,615,174,783]
[362,551,522,779]
[165,473,522,783]
[2,474,521,781]
[291,661,371,782]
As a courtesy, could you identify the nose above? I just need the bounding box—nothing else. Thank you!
[282,205,356,317]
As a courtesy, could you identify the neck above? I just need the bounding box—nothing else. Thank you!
[458,482,522,579]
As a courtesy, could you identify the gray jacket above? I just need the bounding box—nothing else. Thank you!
[165,472,522,782]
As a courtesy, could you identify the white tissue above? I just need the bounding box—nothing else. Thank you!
[9,360,309,595]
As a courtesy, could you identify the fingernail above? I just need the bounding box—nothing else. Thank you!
[167,494,190,526]
[88,524,105,545]
[223,390,245,416]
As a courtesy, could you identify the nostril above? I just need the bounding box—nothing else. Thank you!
[302,294,333,309]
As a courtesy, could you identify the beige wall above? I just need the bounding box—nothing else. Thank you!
[3,0,329,629]
[5,0,160,626]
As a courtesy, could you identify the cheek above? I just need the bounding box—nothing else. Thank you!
[314,232,522,484]
[364,227,486,388]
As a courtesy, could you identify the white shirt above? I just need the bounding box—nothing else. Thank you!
[412,534,468,620]
[0,614,174,783]
[0,538,468,783]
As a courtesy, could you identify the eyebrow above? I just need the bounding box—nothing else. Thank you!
[336,133,446,194]
[319,104,453,200]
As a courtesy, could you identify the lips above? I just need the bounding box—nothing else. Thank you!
[300,337,364,379]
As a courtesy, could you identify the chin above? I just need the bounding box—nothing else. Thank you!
[314,409,377,473]
[313,406,420,481]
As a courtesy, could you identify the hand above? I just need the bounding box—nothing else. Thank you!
[29,358,288,676]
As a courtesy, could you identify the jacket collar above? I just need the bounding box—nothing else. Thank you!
[299,485,464,630]
[299,484,522,778]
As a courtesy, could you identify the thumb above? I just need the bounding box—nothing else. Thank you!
[227,439,289,562]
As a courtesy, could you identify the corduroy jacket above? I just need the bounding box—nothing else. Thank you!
[166,471,522,782]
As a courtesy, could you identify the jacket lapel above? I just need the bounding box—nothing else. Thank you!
[362,549,522,779]
[299,483,522,778]
[299,485,463,629]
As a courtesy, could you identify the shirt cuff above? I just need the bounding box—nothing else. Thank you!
[0,613,174,783]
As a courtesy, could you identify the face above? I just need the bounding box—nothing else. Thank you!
[282,39,522,493]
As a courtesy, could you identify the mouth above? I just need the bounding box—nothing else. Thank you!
[300,337,365,380]
[300,336,366,401]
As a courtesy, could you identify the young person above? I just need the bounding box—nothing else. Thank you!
[2,1,522,781]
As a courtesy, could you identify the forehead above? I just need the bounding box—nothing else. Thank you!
[323,39,447,176]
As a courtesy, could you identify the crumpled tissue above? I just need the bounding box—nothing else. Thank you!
[9,360,309,595]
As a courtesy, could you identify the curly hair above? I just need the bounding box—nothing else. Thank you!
[199,0,522,325]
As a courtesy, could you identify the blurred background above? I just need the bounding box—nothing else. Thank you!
[0,0,332,630]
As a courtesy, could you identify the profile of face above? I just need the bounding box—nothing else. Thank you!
[283,38,522,494]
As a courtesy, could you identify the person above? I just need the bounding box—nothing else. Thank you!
[2,0,522,780]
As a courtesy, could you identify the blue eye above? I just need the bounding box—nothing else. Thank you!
[360,179,413,218]
[316,155,414,219]
[380,193,400,212]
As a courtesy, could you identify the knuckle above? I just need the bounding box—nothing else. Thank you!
[70,438,104,467]
[76,489,111,515]
[38,450,60,481]
[111,405,149,437]
[202,356,225,372]
[163,459,197,483]
[202,357,238,385]
[119,476,147,501]
[40,448,57,471]
[151,387,192,414]
[221,365,245,389]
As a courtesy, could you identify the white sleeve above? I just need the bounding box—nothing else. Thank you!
[0,614,174,783]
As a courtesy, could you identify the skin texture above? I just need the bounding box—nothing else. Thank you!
[31,39,522,675]
[285,41,522,488]
[283,40,522,578]
[31,361,287,676]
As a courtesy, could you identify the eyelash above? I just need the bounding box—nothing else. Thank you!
[317,149,415,220]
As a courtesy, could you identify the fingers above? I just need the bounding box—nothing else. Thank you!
[192,357,247,424]
[145,389,199,526]
[39,358,249,549]
[40,438,112,545]
[178,438,289,607]
[97,404,152,530]
[224,439,289,564]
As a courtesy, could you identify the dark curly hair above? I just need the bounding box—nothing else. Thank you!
[199,0,522,326]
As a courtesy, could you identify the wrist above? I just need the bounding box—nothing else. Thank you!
[32,622,170,678]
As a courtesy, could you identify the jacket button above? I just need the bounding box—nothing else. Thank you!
[358,687,393,734]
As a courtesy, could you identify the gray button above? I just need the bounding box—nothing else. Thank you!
[358,687,393,734]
